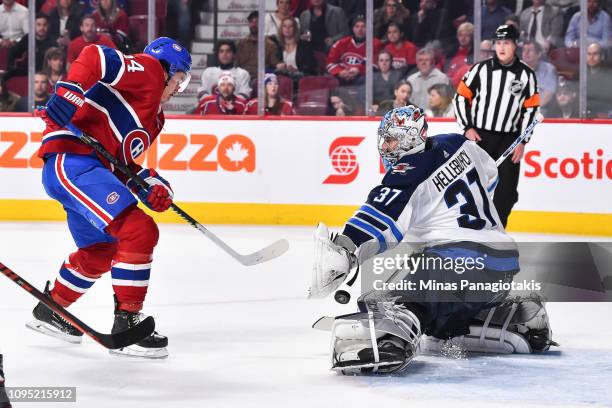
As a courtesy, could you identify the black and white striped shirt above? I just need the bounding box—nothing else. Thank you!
[453,56,540,138]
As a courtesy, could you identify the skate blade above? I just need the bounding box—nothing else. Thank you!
[109,345,169,359]
[25,320,83,344]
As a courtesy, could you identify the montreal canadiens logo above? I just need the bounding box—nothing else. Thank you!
[121,129,150,164]
[106,192,120,204]
[172,43,182,51]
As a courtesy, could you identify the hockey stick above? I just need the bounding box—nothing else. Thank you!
[68,126,289,266]
[495,113,544,167]
[0,262,155,349]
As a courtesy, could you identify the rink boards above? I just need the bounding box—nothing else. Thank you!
[0,114,610,235]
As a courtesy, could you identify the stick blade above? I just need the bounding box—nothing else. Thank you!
[96,316,156,349]
[238,239,290,266]
[312,316,334,331]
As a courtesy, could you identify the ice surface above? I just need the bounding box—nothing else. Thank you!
[0,222,611,408]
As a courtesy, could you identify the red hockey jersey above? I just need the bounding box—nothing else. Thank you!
[244,99,294,116]
[326,36,383,76]
[385,41,417,70]
[194,95,247,115]
[38,45,166,169]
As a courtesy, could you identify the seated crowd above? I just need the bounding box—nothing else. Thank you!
[1,0,611,117]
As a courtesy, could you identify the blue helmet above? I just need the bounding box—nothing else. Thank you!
[144,37,192,91]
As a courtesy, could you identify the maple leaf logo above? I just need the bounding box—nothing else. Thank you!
[225,141,249,166]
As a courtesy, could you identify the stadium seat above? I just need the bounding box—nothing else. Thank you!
[313,51,327,75]
[296,75,339,115]
[277,74,293,102]
[549,47,580,80]
[128,0,167,17]
[0,47,9,72]
[6,75,27,97]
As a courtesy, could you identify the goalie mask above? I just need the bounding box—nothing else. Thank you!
[378,106,428,166]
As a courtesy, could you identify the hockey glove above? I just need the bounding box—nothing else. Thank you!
[309,223,358,299]
[45,81,85,128]
[127,169,174,212]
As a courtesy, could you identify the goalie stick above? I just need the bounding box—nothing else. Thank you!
[67,125,289,266]
[0,262,155,349]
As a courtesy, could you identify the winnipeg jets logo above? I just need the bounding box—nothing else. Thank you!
[391,163,415,174]
[508,79,525,96]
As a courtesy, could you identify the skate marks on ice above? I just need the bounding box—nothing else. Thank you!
[339,349,612,406]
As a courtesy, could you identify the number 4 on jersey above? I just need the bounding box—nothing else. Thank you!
[126,56,144,73]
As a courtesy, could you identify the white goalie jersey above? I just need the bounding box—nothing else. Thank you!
[342,133,514,260]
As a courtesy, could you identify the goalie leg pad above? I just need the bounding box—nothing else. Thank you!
[421,295,557,355]
[331,303,422,375]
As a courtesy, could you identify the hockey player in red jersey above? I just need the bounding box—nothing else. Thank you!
[27,37,192,359]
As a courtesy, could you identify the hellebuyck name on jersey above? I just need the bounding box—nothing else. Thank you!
[431,150,473,193]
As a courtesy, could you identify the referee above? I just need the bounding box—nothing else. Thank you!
[453,24,540,227]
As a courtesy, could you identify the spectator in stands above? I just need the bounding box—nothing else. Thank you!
[8,14,55,72]
[505,14,520,29]
[521,40,558,108]
[445,22,474,87]
[198,40,252,100]
[565,0,611,48]
[586,42,612,117]
[275,16,316,77]
[479,39,495,60]
[81,0,128,14]
[326,16,382,85]
[373,0,410,39]
[406,0,453,48]
[425,83,454,117]
[236,11,280,82]
[328,88,358,116]
[245,73,295,115]
[373,49,402,106]
[265,0,300,38]
[48,0,84,46]
[15,71,51,112]
[376,80,414,115]
[447,0,473,29]
[482,0,512,39]
[543,80,578,118]
[328,0,367,23]
[92,0,129,50]
[0,74,21,112]
[0,0,28,47]
[384,22,417,75]
[406,47,449,108]
[194,72,248,115]
[299,0,349,52]
[519,0,564,51]
[42,46,66,89]
[66,15,116,67]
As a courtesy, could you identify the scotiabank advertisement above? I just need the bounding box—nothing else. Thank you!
[0,116,610,215]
